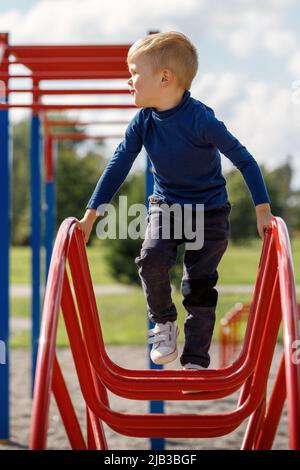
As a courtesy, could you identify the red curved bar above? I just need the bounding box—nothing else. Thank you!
[29,217,300,449]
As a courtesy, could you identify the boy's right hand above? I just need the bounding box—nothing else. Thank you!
[76,209,99,244]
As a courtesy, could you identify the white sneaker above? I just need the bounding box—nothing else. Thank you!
[148,321,179,365]
[183,363,206,370]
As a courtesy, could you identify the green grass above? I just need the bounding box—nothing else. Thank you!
[10,247,31,285]
[218,237,300,284]
[10,237,300,285]
[11,289,300,349]
[10,242,115,285]
[11,296,31,318]
[9,291,255,348]
[9,236,300,348]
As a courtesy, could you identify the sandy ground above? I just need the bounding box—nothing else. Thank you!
[1,343,289,451]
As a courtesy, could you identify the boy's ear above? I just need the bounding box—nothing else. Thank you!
[161,69,173,85]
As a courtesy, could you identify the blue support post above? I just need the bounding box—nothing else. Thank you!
[0,90,10,441]
[146,156,165,451]
[30,110,41,389]
[0,31,10,441]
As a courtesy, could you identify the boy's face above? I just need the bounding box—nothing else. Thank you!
[127,55,162,108]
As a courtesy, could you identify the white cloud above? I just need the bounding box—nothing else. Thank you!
[0,0,203,43]
[0,9,21,32]
[0,0,295,52]
[192,71,300,186]
[211,1,297,59]
[289,51,300,77]
[191,72,242,111]
[263,29,297,56]
[2,0,299,186]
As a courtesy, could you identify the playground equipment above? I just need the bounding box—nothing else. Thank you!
[0,32,164,448]
[219,304,251,368]
[29,216,300,450]
[219,304,300,368]
[43,128,124,276]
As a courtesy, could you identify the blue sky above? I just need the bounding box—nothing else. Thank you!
[0,0,299,186]
[0,0,39,12]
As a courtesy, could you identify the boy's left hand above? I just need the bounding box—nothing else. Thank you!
[255,203,273,240]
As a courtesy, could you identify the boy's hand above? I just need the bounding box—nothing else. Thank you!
[255,203,273,240]
[76,209,99,244]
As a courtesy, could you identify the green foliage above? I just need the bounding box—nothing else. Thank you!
[226,169,257,241]
[56,144,105,229]
[11,120,30,244]
[226,161,297,242]
[11,117,105,244]
[101,172,146,285]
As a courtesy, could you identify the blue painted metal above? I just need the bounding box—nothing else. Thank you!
[145,155,165,451]
[0,99,10,440]
[30,114,41,389]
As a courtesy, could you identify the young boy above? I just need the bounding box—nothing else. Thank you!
[77,31,273,370]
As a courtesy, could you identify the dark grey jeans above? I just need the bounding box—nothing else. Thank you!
[135,196,231,368]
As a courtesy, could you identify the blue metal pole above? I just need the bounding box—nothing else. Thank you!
[146,155,165,451]
[30,111,41,389]
[0,87,10,442]
[0,31,10,441]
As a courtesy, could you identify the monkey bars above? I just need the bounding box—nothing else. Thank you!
[0,32,138,440]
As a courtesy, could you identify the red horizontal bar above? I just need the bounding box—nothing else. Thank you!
[0,71,130,79]
[0,103,135,110]
[9,44,131,56]
[8,89,130,95]
[50,133,123,140]
[43,120,129,127]
[7,56,128,64]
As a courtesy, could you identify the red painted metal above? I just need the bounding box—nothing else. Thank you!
[29,217,300,449]
[0,103,135,110]
[1,41,133,114]
[44,134,53,182]
[0,33,9,89]
[43,119,129,127]
[220,304,300,369]
[50,133,123,141]
[219,304,250,367]
[9,44,131,74]
[44,132,123,183]
[0,72,130,79]
[8,89,130,95]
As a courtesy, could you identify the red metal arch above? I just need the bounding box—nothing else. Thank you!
[29,217,300,449]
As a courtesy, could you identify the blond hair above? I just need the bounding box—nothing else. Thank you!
[127,31,198,90]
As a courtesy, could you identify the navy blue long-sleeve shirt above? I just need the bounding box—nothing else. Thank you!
[87,90,270,211]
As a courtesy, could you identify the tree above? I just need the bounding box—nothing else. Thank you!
[101,171,146,284]
[11,119,30,245]
[56,144,105,229]
[226,161,295,242]
[10,117,106,244]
